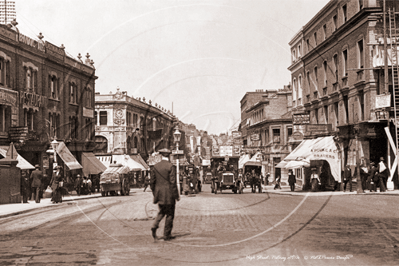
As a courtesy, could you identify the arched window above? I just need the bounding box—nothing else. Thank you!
[95,136,108,154]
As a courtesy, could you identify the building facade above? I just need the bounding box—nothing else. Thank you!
[239,86,294,181]
[0,23,96,178]
[94,88,175,161]
[288,0,399,187]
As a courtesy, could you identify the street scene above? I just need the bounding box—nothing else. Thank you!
[2,0,399,265]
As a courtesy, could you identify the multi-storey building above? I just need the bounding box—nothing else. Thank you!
[0,0,15,25]
[239,86,294,181]
[94,88,175,163]
[288,0,399,188]
[0,22,97,180]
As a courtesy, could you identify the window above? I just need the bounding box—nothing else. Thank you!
[334,102,339,126]
[333,15,337,31]
[84,118,93,140]
[25,67,37,92]
[287,127,292,143]
[358,39,364,69]
[323,61,327,87]
[343,95,349,123]
[69,116,78,139]
[0,58,10,86]
[272,128,280,143]
[0,106,10,132]
[49,75,59,99]
[292,49,296,62]
[333,54,338,82]
[94,111,98,125]
[306,39,310,52]
[359,0,363,10]
[314,32,317,46]
[24,109,35,131]
[85,88,92,108]
[69,82,77,104]
[298,45,301,57]
[314,66,318,91]
[99,111,107,125]
[323,24,327,40]
[343,4,347,23]
[342,49,348,76]
[307,71,311,93]
[315,109,319,124]
[359,90,364,121]
[265,129,269,144]
[133,113,138,128]
[293,78,297,104]
[298,75,303,105]
[324,105,329,123]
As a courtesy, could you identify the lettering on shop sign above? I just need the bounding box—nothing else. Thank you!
[293,113,310,125]
[20,92,45,110]
[9,127,29,142]
[18,34,45,52]
[0,27,16,41]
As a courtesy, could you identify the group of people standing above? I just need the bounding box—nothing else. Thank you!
[343,157,390,192]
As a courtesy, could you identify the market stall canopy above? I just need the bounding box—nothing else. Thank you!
[239,154,251,169]
[275,136,340,181]
[100,164,130,183]
[0,145,35,170]
[112,154,143,171]
[82,152,107,176]
[244,161,262,167]
[130,154,149,170]
[284,160,310,169]
[55,142,82,170]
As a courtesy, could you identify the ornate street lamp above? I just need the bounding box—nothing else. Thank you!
[173,127,181,193]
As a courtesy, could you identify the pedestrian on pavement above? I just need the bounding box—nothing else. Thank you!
[377,157,389,192]
[75,174,82,196]
[50,166,63,203]
[288,170,296,192]
[150,148,180,241]
[87,176,92,194]
[310,168,320,192]
[143,173,150,192]
[266,172,270,185]
[30,164,43,203]
[274,175,281,190]
[20,171,30,203]
[359,158,369,191]
[343,164,352,192]
[251,169,257,193]
[367,162,377,192]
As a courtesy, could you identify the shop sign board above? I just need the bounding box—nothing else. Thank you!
[305,124,332,133]
[232,131,241,139]
[9,127,29,142]
[20,92,46,109]
[293,113,310,125]
[376,94,391,108]
[219,146,233,156]
[83,107,94,118]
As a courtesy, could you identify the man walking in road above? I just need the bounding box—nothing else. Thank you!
[30,165,43,203]
[288,170,296,192]
[150,148,180,241]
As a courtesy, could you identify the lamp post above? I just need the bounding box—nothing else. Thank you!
[173,127,181,194]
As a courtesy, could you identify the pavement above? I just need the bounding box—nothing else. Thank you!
[261,184,399,196]
[1,186,399,219]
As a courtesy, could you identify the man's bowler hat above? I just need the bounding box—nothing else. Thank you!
[158,148,171,155]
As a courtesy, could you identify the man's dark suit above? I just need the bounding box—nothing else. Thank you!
[150,158,179,240]
[30,168,43,203]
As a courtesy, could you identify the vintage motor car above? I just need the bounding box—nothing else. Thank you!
[219,171,240,194]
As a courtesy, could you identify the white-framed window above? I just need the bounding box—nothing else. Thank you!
[333,54,339,82]
[323,24,327,40]
[272,128,280,143]
[314,32,317,46]
[314,66,318,91]
[333,15,337,31]
[342,4,347,23]
[49,75,59,99]
[293,77,297,105]
[298,75,303,105]
[25,67,37,92]
[323,61,328,87]
[85,87,92,108]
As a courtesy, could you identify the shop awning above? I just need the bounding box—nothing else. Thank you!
[0,146,35,170]
[130,154,149,170]
[239,154,251,169]
[276,136,340,181]
[82,152,107,176]
[284,160,310,169]
[55,142,82,170]
[96,155,112,168]
[112,154,143,171]
[244,161,262,167]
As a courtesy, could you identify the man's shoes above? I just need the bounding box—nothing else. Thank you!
[151,228,158,240]
[163,235,176,241]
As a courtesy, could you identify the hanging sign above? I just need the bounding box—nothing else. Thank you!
[375,94,391,108]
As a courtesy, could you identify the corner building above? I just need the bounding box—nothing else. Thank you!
[0,23,96,178]
[288,0,399,188]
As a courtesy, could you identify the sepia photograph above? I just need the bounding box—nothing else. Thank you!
[1,0,399,265]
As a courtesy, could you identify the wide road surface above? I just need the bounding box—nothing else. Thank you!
[1,185,399,265]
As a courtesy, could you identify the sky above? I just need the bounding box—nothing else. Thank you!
[15,0,330,135]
